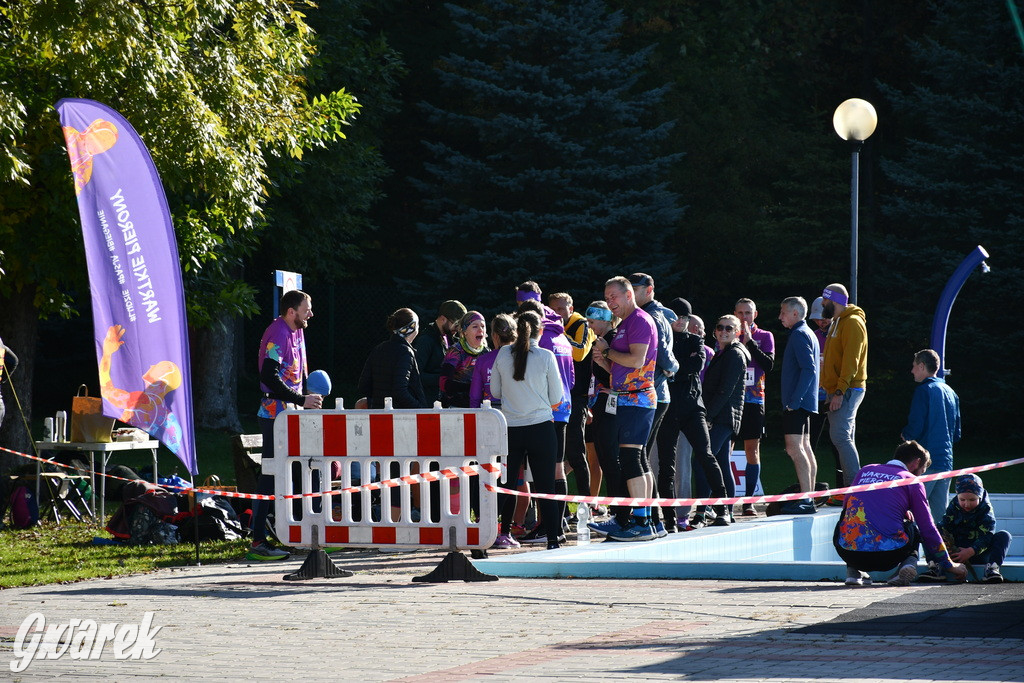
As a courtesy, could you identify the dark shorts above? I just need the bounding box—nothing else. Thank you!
[738,402,765,440]
[782,408,812,436]
[616,405,655,446]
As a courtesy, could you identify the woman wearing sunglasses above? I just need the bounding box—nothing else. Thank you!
[699,314,751,525]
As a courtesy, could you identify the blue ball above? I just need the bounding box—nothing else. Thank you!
[307,369,332,396]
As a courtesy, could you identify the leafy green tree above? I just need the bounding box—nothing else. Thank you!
[408,0,682,311]
[877,0,1024,439]
[249,0,405,403]
[0,0,359,458]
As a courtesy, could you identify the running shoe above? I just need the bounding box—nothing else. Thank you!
[685,514,709,530]
[510,523,533,539]
[519,527,548,544]
[983,563,1004,583]
[246,541,290,561]
[607,518,657,542]
[741,504,758,517]
[916,562,945,582]
[653,521,668,538]
[845,566,872,586]
[710,514,730,527]
[492,533,521,549]
[587,518,623,537]
[886,563,918,586]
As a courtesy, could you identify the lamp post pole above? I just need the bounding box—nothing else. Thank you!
[833,98,877,306]
[849,140,862,305]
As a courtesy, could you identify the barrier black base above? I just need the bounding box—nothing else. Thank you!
[412,551,499,583]
[283,548,355,581]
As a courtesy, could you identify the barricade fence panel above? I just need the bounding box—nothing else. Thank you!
[270,407,507,550]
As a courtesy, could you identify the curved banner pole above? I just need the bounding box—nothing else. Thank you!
[929,245,989,377]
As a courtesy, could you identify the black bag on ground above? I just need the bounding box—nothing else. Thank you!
[178,494,247,542]
[106,480,180,544]
[105,464,142,500]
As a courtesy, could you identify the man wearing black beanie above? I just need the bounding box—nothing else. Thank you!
[656,297,731,529]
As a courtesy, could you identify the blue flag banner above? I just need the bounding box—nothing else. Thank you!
[56,98,198,476]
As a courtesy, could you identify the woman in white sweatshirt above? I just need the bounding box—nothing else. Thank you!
[490,311,564,550]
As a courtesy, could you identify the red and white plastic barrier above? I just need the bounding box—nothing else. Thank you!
[268,407,506,550]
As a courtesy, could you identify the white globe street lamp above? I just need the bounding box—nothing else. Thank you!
[833,98,878,305]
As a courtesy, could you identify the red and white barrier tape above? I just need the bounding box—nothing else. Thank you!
[486,455,1024,508]
[0,445,496,501]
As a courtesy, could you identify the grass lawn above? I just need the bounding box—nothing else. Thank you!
[0,520,248,589]
[1,423,260,589]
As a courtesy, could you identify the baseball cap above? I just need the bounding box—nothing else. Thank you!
[628,273,654,288]
[809,297,824,320]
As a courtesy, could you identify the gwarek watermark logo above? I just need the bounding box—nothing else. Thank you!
[9,612,162,673]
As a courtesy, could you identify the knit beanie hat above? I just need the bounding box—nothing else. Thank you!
[667,297,692,319]
[439,300,467,321]
[955,474,984,497]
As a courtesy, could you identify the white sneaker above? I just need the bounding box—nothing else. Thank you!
[886,563,917,586]
[845,566,872,586]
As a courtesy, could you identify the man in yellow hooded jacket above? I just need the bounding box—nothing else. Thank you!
[820,283,867,490]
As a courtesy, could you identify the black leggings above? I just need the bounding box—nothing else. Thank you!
[591,393,628,523]
[500,421,559,542]
[565,399,590,496]
[834,520,922,572]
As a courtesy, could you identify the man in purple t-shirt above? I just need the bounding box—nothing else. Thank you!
[249,289,323,561]
[734,298,774,516]
[592,276,659,541]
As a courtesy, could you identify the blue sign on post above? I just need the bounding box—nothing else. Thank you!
[273,270,303,318]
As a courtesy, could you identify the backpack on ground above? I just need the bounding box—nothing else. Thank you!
[8,484,39,529]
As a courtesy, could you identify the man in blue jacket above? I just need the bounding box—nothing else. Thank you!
[901,349,961,523]
[778,296,820,512]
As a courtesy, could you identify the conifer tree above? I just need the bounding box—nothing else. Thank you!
[411,0,682,310]
[878,0,1024,436]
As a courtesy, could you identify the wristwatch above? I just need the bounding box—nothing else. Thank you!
[602,348,611,360]
[833,390,843,397]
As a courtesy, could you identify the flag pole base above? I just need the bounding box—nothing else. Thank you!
[283,525,354,580]
[412,551,498,583]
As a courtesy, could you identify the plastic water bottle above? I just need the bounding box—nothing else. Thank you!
[576,504,591,545]
[55,411,67,442]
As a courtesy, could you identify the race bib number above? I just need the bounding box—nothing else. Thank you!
[744,367,755,386]
[605,393,618,415]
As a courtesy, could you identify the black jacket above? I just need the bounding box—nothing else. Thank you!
[667,331,707,414]
[702,340,750,433]
[359,334,428,409]
[412,322,447,402]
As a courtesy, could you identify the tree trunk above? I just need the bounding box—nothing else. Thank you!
[191,318,242,433]
[0,286,39,476]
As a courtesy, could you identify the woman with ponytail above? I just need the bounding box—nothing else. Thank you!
[490,311,564,550]
[357,308,428,409]
[469,313,516,409]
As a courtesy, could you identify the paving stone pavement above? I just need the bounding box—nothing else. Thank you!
[1,548,1022,681]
